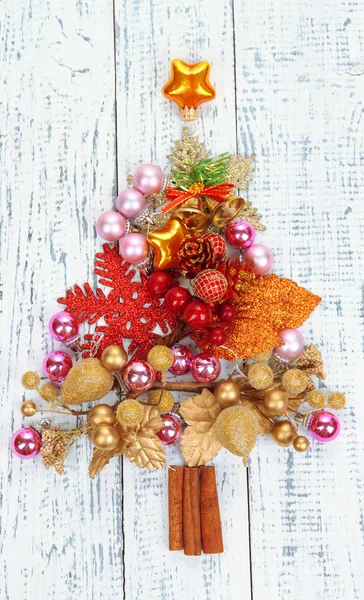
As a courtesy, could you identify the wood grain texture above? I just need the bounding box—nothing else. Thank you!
[1,0,363,598]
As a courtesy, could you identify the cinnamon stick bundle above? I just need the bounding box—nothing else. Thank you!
[183,467,201,556]
[199,466,224,554]
[168,466,184,551]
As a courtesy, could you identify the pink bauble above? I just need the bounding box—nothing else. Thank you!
[122,360,155,392]
[96,210,126,242]
[274,328,305,361]
[119,233,149,264]
[157,414,182,446]
[133,164,164,195]
[49,311,79,343]
[11,428,42,459]
[169,344,193,376]
[43,351,73,382]
[116,188,146,220]
[225,220,256,249]
[309,411,340,442]
[244,244,274,275]
[191,352,221,383]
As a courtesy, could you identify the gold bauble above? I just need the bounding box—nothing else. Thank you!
[282,369,308,394]
[214,405,259,456]
[263,389,288,416]
[293,435,310,452]
[89,404,116,427]
[21,371,40,390]
[248,363,274,390]
[100,345,127,372]
[92,423,120,451]
[328,392,346,410]
[147,345,175,372]
[149,390,175,413]
[20,401,37,417]
[61,358,114,405]
[116,399,144,427]
[214,380,241,407]
[272,420,296,447]
[306,390,325,409]
[39,383,59,402]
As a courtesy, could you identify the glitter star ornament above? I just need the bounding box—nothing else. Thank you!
[163,59,216,121]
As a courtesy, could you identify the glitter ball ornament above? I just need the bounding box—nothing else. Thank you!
[164,286,192,315]
[306,390,326,409]
[309,411,340,442]
[247,363,274,390]
[328,392,346,410]
[116,399,144,427]
[61,358,114,405]
[147,271,175,298]
[39,383,59,402]
[89,404,116,427]
[20,401,37,417]
[272,421,296,447]
[101,345,127,372]
[122,360,155,393]
[263,389,288,416]
[252,350,272,363]
[182,301,213,331]
[92,423,120,451]
[150,390,175,413]
[214,380,241,407]
[192,270,228,303]
[203,232,226,261]
[217,302,236,322]
[169,344,193,376]
[190,352,221,383]
[282,369,308,394]
[43,351,73,383]
[274,328,305,361]
[49,311,79,344]
[225,220,256,250]
[293,435,310,452]
[11,428,42,459]
[147,345,175,372]
[214,405,259,457]
[157,413,182,446]
[21,371,40,390]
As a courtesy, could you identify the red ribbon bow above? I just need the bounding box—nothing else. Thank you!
[162,183,234,213]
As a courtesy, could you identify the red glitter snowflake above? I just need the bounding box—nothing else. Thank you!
[58,244,177,359]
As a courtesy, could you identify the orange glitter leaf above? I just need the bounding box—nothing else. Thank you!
[194,274,321,360]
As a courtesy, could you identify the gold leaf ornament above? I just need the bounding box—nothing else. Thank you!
[226,153,255,190]
[179,389,222,467]
[89,429,128,479]
[120,405,166,470]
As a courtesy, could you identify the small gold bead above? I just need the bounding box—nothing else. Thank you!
[100,345,127,372]
[116,399,144,427]
[263,389,288,416]
[293,435,310,452]
[306,390,326,409]
[39,383,59,402]
[91,423,120,451]
[20,401,37,417]
[328,392,346,410]
[21,371,40,390]
[272,420,296,447]
[214,380,241,407]
[282,369,308,394]
[147,345,175,372]
[89,404,116,427]
[149,390,175,413]
[248,363,274,390]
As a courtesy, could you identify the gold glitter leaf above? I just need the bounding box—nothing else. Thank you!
[88,436,128,479]
[169,127,209,175]
[179,389,221,433]
[226,154,255,190]
[125,430,166,470]
[237,200,266,231]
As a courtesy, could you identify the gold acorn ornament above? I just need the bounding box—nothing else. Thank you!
[61,358,114,405]
[100,345,127,372]
[92,423,120,451]
[214,380,241,407]
[89,404,116,427]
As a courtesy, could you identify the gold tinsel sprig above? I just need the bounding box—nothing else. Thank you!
[296,344,326,380]
[41,426,85,475]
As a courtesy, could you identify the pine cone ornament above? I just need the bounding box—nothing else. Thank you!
[177,234,215,278]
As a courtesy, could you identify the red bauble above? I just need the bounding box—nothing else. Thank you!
[203,232,226,261]
[182,301,213,330]
[218,302,237,322]
[192,269,228,303]
[164,286,192,315]
[147,271,175,297]
[208,326,228,346]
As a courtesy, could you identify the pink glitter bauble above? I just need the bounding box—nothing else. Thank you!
[119,233,149,264]
[43,351,73,382]
[49,311,79,343]
[116,188,146,220]
[192,270,228,303]
[169,344,193,376]
[203,232,226,260]
[122,360,155,392]
[244,244,274,275]
[133,164,164,195]
[309,411,340,442]
[274,328,305,361]
[225,220,256,249]
[96,210,126,242]
[157,414,182,446]
[11,428,42,459]
[190,352,221,383]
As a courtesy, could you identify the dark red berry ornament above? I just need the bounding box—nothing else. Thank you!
[164,286,192,315]
[218,302,237,322]
[182,301,213,331]
[147,271,175,297]
[208,326,228,346]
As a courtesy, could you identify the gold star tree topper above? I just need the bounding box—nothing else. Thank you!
[162,59,216,121]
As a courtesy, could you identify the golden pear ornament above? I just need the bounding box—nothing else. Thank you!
[214,405,259,461]
[61,358,114,405]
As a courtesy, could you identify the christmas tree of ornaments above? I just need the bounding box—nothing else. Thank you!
[14,59,346,556]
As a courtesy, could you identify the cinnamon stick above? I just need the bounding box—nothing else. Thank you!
[168,466,184,551]
[183,467,201,556]
[199,466,224,554]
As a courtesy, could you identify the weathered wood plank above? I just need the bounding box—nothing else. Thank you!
[233,1,364,598]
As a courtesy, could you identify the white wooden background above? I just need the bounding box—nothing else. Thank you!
[1,0,364,598]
